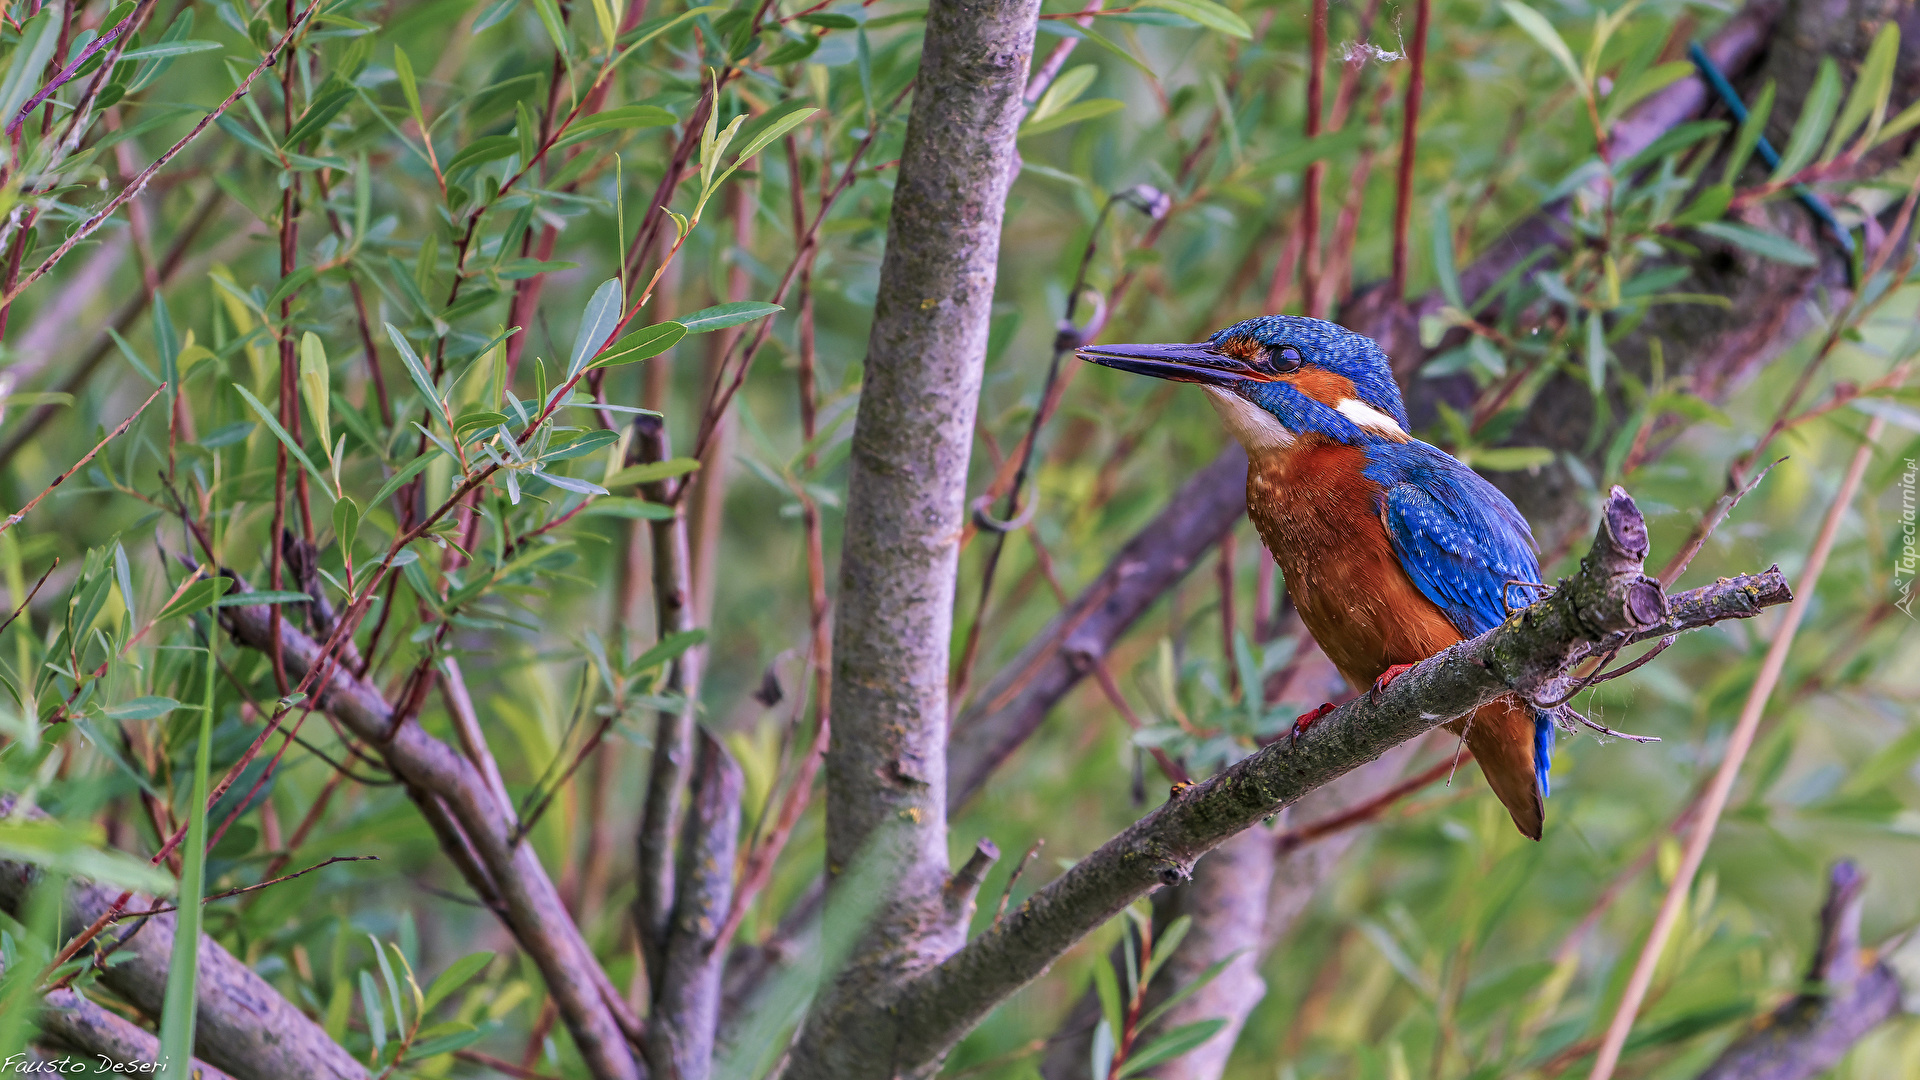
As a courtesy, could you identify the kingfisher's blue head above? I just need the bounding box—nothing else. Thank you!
[1077,315,1410,451]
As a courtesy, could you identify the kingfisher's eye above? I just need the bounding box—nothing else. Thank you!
[1272,345,1304,372]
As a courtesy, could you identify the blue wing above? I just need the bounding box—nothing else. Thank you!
[1364,440,1542,637]
[1365,441,1555,795]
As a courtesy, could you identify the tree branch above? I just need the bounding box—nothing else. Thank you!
[217,600,643,1080]
[871,489,1789,1074]
[632,414,704,985]
[0,959,236,1080]
[1694,861,1920,1080]
[789,0,1039,1072]
[0,799,367,1080]
[645,731,741,1080]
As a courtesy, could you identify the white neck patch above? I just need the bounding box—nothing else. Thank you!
[1204,387,1295,452]
[1335,398,1408,440]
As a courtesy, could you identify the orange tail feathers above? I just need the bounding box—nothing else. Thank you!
[1445,696,1545,840]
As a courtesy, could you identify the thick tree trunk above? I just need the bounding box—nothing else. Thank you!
[786,0,1040,1074]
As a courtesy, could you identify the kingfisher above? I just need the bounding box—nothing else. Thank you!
[1079,315,1554,839]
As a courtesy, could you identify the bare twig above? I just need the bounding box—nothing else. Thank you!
[0,384,164,537]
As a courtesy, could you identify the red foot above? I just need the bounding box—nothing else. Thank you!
[1371,663,1417,703]
[1288,702,1336,750]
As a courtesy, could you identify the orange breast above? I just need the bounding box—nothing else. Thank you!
[1246,437,1463,691]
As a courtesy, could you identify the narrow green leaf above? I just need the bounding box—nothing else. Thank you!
[113,541,136,629]
[1091,960,1123,1050]
[299,333,331,458]
[103,696,181,720]
[1021,98,1125,137]
[0,819,177,894]
[384,324,453,430]
[1114,1019,1228,1077]
[1826,22,1899,158]
[569,279,624,377]
[1585,312,1607,393]
[1693,221,1819,266]
[593,321,687,368]
[1771,58,1841,181]
[1430,196,1463,308]
[606,458,701,487]
[1029,64,1098,125]
[1722,80,1775,185]
[1502,1,1586,95]
[157,631,218,1072]
[157,576,233,620]
[232,383,334,494]
[359,970,388,1050]
[333,497,360,557]
[677,302,782,334]
[731,106,819,164]
[0,15,64,124]
[1136,0,1252,39]
[422,953,495,1014]
[369,451,442,510]
[394,46,423,125]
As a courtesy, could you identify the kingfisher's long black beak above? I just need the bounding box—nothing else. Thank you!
[1075,342,1256,386]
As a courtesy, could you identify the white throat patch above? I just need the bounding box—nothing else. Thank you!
[1204,387,1295,452]
[1335,398,1408,440]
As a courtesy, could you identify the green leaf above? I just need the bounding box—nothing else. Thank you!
[731,106,820,165]
[569,278,625,377]
[1502,1,1586,95]
[0,819,177,895]
[359,970,387,1051]
[1693,221,1819,267]
[1029,64,1098,125]
[369,451,443,509]
[422,953,495,1014]
[158,624,218,1072]
[1585,312,1607,393]
[444,135,520,175]
[232,383,334,495]
[581,497,675,520]
[333,497,360,557]
[594,321,687,367]
[531,0,570,54]
[1139,951,1241,1030]
[407,1024,488,1059]
[1114,1018,1228,1077]
[215,590,319,607]
[384,324,453,431]
[103,696,182,720]
[1770,58,1840,181]
[117,39,223,60]
[1671,183,1732,227]
[607,458,701,487]
[1826,22,1899,158]
[557,105,677,146]
[537,471,609,496]
[393,45,423,125]
[1430,196,1463,308]
[1091,959,1123,1047]
[1021,98,1125,137]
[677,301,782,334]
[157,576,234,620]
[798,12,857,27]
[299,333,331,460]
[1603,60,1693,122]
[1136,0,1252,39]
[631,628,707,672]
[0,16,69,124]
[283,83,355,147]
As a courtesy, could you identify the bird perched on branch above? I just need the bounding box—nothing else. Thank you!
[1079,315,1554,839]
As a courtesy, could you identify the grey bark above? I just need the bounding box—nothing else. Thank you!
[634,414,704,986]
[1695,861,1920,1080]
[0,806,365,1080]
[218,600,642,1080]
[646,732,741,1080]
[852,490,1791,1075]
[0,959,236,1080]
[785,0,1039,1074]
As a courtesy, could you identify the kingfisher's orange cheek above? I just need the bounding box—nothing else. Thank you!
[1281,368,1360,407]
